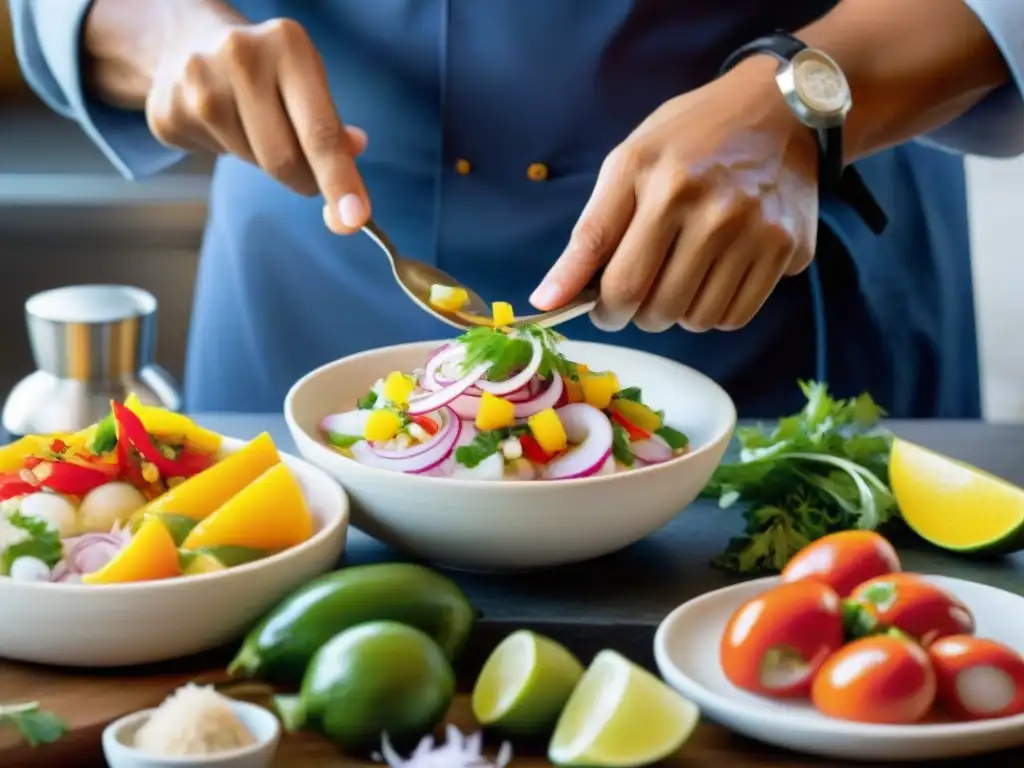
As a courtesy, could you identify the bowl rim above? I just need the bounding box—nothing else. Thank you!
[284,338,738,490]
[1,437,349,594]
[103,699,281,764]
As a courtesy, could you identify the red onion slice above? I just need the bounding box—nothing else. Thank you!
[630,433,674,464]
[351,410,462,473]
[407,360,492,416]
[62,531,130,574]
[512,373,564,419]
[544,404,614,480]
[475,337,544,396]
[367,408,454,459]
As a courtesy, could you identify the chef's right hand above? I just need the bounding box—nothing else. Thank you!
[147,17,370,233]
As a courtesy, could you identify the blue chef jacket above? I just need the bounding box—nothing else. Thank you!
[11,0,1024,417]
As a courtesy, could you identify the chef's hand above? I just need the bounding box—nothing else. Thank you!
[530,59,820,332]
[146,17,370,234]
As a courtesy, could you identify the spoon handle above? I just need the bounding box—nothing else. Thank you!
[361,219,401,263]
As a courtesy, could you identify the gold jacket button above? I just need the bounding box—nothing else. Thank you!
[455,158,472,175]
[526,162,549,182]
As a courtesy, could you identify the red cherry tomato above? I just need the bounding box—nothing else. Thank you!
[781,530,901,597]
[720,580,845,698]
[929,635,1024,720]
[812,634,937,724]
[850,574,974,646]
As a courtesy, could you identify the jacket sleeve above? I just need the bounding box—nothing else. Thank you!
[9,0,186,178]
[921,0,1024,157]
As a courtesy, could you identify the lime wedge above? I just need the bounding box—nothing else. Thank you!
[472,630,583,737]
[548,650,700,767]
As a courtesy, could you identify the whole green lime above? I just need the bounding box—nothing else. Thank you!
[274,621,455,750]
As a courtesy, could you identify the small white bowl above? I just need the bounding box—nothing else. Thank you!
[654,575,1024,762]
[285,340,736,570]
[0,437,350,667]
[102,699,280,768]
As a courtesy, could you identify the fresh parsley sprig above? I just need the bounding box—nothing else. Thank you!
[0,702,66,747]
[704,380,895,574]
[457,325,578,381]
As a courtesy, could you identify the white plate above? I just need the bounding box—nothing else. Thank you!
[654,575,1024,762]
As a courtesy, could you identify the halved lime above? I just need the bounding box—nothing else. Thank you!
[471,630,583,737]
[548,650,700,767]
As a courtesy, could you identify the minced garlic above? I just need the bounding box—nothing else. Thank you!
[133,684,255,757]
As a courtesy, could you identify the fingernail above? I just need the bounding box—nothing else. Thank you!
[530,281,562,310]
[338,194,367,228]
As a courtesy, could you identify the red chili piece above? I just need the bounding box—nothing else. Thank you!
[610,410,650,441]
[409,414,439,436]
[520,433,554,464]
[111,401,208,479]
[30,461,115,496]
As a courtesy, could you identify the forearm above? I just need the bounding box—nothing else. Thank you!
[798,0,1011,160]
[82,0,244,109]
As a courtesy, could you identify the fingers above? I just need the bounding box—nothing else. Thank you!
[719,243,791,330]
[530,148,637,311]
[270,20,370,233]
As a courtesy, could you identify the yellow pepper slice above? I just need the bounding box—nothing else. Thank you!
[491,301,515,327]
[365,410,403,441]
[580,372,620,410]
[382,371,416,406]
[609,398,663,433]
[124,393,222,454]
[476,392,516,431]
[527,408,568,454]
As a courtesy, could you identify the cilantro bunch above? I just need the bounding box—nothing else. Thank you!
[704,381,896,574]
[458,325,577,381]
[0,702,66,747]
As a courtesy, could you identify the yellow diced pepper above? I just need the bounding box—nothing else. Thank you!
[429,284,470,312]
[580,372,620,410]
[563,375,584,404]
[382,371,415,406]
[610,398,663,433]
[527,408,568,454]
[491,301,515,327]
[124,392,223,454]
[475,392,516,431]
[364,410,402,441]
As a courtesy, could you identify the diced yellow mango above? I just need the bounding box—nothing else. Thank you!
[610,398,663,433]
[580,372,620,410]
[365,410,402,441]
[429,284,470,312]
[528,408,568,454]
[475,392,516,431]
[491,301,515,327]
[383,371,415,406]
[563,376,584,404]
[575,363,589,374]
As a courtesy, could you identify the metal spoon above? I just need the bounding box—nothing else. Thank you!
[362,219,599,331]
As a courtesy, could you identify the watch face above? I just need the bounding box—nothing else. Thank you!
[792,49,850,116]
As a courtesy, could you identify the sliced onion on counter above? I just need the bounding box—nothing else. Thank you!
[475,336,544,396]
[629,433,674,464]
[352,407,462,473]
[544,404,614,480]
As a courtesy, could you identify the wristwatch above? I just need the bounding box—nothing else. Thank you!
[721,31,888,235]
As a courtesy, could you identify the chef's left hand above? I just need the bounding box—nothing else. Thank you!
[530,58,820,332]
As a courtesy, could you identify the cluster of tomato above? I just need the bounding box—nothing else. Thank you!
[720,530,1024,725]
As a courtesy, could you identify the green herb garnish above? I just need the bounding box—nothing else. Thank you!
[326,432,363,448]
[0,512,63,575]
[356,390,378,410]
[655,426,689,450]
[87,412,118,454]
[458,325,577,382]
[611,423,634,467]
[0,702,66,747]
[615,387,643,403]
[704,380,895,574]
[455,425,529,468]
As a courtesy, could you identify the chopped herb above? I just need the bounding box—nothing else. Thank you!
[655,425,689,450]
[455,425,528,468]
[87,412,118,454]
[326,432,363,449]
[703,380,895,574]
[458,325,578,382]
[842,599,880,639]
[0,512,63,575]
[0,702,66,747]
[611,423,634,467]
[356,390,378,410]
[615,387,643,403]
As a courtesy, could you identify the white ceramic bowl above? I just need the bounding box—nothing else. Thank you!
[654,575,1024,762]
[103,699,280,768]
[285,340,736,570]
[0,438,349,667]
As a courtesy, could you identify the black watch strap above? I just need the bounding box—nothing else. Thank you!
[721,32,888,235]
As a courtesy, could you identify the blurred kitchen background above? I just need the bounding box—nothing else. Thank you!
[1,10,1023,421]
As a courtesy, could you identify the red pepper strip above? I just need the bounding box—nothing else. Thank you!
[30,460,115,496]
[22,456,43,470]
[408,414,439,436]
[520,433,554,465]
[0,474,36,501]
[111,401,207,479]
[610,411,650,441]
[172,448,215,476]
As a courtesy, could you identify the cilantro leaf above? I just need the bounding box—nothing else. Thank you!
[326,432,363,449]
[614,387,643,403]
[655,426,689,450]
[455,430,507,468]
[704,380,895,574]
[356,390,378,410]
[1,512,63,575]
[611,423,634,467]
[457,325,578,382]
[0,702,66,747]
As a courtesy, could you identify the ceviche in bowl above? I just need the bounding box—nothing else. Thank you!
[285,326,736,570]
[318,325,692,481]
[0,398,348,667]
